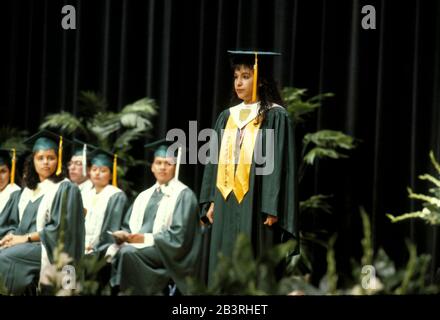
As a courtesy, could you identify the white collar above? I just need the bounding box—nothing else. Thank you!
[229,102,260,129]
[33,179,56,199]
[154,179,179,196]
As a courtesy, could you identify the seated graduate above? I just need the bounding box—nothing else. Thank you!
[108,139,202,295]
[0,148,22,238]
[67,139,94,199]
[0,130,85,294]
[83,149,128,256]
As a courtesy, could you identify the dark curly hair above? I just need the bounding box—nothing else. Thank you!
[23,152,66,190]
[230,61,284,124]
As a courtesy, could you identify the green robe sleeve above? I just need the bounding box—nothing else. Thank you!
[153,188,203,294]
[0,189,21,238]
[260,108,298,240]
[199,110,229,219]
[39,181,85,264]
[94,191,128,254]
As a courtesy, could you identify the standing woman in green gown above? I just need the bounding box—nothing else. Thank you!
[0,131,85,295]
[199,51,298,287]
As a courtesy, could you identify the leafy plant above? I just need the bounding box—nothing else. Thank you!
[186,234,297,295]
[387,151,440,225]
[282,87,357,283]
[40,91,158,197]
[282,87,334,124]
[0,126,28,154]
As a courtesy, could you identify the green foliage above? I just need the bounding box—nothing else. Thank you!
[347,209,440,295]
[40,112,88,137]
[360,208,373,267]
[303,130,356,165]
[40,91,158,198]
[282,87,357,284]
[186,234,297,295]
[300,194,333,214]
[282,87,334,124]
[320,234,338,294]
[387,150,440,225]
[0,126,28,154]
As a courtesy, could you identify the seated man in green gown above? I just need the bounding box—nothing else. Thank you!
[107,139,202,295]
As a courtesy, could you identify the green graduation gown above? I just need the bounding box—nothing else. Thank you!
[110,180,202,295]
[0,184,21,238]
[83,186,128,257]
[199,104,298,286]
[0,179,85,294]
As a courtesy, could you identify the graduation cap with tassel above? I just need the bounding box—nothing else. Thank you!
[89,148,123,188]
[144,138,184,182]
[23,130,72,176]
[228,50,281,103]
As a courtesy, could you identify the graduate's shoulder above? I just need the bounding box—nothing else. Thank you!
[106,185,127,198]
[215,107,231,123]
[57,178,81,193]
[172,181,198,201]
[266,103,290,117]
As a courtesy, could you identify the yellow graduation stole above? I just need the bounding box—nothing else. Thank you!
[216,114,261,203]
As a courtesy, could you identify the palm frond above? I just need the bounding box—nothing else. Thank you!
[300,194,333,214]
[88,112,121,140]
[303,147,343,165]
[303,130,356,150]
[418,174,440,188]
[77,91,107,118]
[0,126,28,153]
[121,98,157,117]
[113,129,144,150]
[40,112,88,136]
[429,150,440,175]
[282,87,334,123]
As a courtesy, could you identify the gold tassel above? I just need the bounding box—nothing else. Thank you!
[10,148,16,185]
[56,136,63,176]
[112,154,118,187]
[251,52,258,103]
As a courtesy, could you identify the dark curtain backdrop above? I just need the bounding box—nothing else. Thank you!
[2,0,440,281]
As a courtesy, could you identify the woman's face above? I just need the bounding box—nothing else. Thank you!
[90,165,111,189]
[34,150,58,181]
[0,165,10,191]
[234,65,255,104]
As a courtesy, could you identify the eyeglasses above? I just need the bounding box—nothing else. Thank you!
[67,160,83,167]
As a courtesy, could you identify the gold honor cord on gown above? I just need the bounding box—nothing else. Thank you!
[216,116,261,203]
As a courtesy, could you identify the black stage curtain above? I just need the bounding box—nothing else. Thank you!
[2,0,440,282]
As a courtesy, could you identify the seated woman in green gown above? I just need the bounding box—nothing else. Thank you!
[0,130,85,295]
[0,148,21,238]
[82,149,128,257]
